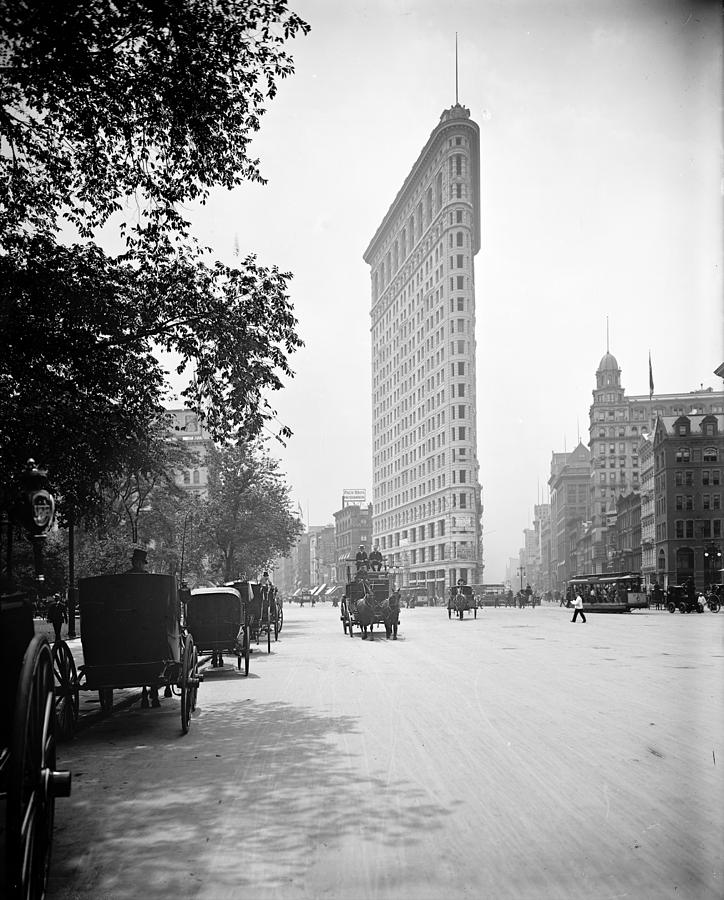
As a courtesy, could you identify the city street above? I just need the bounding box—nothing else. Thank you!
[47,604,723,900]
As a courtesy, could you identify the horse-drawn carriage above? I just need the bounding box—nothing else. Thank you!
[74,574,201,734]
[341,571,400,640]
[448,584,477,619]
[186,585,252,674]
[227,582,282,654]
[1,591,72,898]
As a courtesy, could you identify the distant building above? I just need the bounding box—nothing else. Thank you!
[166,408,212,497]
[588,351,724,572]
[639,431,656,584]
[310,526,336,587]
[548,443,591,591]
[652,413,724,587]
[613,491,642,575]
[333,503,372,583]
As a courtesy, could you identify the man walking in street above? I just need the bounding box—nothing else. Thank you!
[571,590,586,623]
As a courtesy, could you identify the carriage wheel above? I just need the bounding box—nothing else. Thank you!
[341,602,348,633]
[99,688,113,712]
[52,641,79,741]
[243,626,251,675]
[277,606,284,634]
[190,646,199,713]
[7,636,71,900]
[180,635,195,735]
[266,621,271,654]
[347,608,355,637]
[710,601,720,613]
[448,606,452,619]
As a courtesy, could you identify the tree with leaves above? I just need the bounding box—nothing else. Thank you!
[200,443,302,583]
[0,0,308,517]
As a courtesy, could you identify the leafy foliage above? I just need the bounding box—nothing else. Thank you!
[0,1,309,515]
[200,443,303,582]
[1,0,310,241]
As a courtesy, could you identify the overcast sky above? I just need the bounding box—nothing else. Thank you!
[168,0,722,582]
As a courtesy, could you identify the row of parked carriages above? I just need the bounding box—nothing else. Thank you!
[1,573,283,898]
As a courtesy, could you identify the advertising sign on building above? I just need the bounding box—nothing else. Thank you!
[342,489,367,507]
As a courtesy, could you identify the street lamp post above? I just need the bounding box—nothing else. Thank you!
[703,543,722,587]
[517,566,526,592]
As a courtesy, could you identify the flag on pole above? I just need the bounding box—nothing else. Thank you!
[648,351,654,399]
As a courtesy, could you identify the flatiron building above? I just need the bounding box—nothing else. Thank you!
[364,104,484,594]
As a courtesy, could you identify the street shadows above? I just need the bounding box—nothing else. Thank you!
[50,697,453,898]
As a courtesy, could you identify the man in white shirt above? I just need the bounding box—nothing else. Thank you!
[571,591,587,623]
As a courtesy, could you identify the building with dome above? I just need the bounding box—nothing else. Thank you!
[586,351,724,574]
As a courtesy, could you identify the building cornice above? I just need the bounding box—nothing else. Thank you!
[364,105,481,264]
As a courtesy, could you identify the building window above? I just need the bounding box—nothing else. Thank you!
[675,520,684,539]
[713,495,721,510]
[675,448,691,463]
[459,470,466,483]
[183,471,191,484]
[675,495,683,511]
[703,470,710,486]
[685,520,694,538]
[704,447,719,462]
[703,495,711,510]
[459,493,467,508]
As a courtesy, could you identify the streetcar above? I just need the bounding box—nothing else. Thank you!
[566,573,648,613]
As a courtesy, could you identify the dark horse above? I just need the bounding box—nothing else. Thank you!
[382,591,401,640]
[355,585,377,640]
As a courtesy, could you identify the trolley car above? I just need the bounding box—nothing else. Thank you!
[567,573,649,613]
[186,585,251,674]
[1,591,72,899]
[76,574,201,733]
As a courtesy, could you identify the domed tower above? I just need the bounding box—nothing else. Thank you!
[594,351,624,400]
[588,349,630,572]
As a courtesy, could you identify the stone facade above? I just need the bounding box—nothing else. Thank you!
[333,503,372,583]
[652,413,724,587]
[364,104,484,593]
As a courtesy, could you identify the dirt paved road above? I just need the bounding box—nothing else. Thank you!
[47,604,723,900]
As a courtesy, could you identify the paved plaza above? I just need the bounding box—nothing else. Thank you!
[48,604,723,900]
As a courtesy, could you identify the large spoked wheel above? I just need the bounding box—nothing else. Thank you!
[709,601,720,613]
[347,608,355,637]
[266,619,271,654]
[52,641,79,741]
[180,635,195,735]
[667,602,676,614]
[7,636,72,900]
[277,606,284,634]
[190,646,199,713]
[273,610,279,642]
[341,602,348,633]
